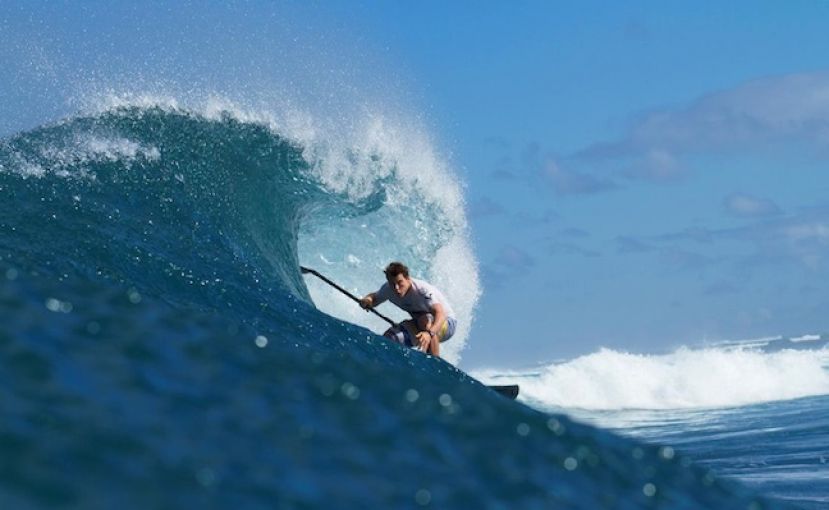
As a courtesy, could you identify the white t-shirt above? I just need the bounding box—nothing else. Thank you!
[374,278,456,319]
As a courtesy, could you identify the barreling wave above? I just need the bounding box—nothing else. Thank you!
[474,340,829,411]
[0,101,787,508]
[0,99,478,361]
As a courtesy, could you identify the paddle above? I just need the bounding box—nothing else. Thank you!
[299,266,397,328]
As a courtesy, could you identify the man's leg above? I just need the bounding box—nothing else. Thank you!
[384,320,418,347]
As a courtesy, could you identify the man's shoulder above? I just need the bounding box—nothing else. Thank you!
[375,281,391,299]
[411,278,440,297]
[411,277,432,290]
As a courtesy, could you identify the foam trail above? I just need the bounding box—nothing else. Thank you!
[475,345,829,410]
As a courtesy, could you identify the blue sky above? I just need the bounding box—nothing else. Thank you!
[342,2,829,365]
[4,2,829,367]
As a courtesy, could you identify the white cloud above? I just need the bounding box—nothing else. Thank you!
[723,193,781,217]
[494,245,536,269]
[467,197,505,219]
[631,206,829,271]
[624,148,685,182]
[782,222,829,269]
[784,222,829,243]
[543,159,616,195]
[579,70,829,172]
[628,71,829,151]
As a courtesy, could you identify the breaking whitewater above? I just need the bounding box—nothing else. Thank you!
[475,335,829,509]
[0,97,814,509]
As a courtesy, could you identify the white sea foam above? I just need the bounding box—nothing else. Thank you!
[10,153,46,179]
[791,334,822,343]
[475,345,829,411]
[51,135,160,170]
[75,92,477,364]
[4,131,160,181]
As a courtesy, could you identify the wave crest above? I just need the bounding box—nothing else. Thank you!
[477,344,829,410]
[0,100,479,362]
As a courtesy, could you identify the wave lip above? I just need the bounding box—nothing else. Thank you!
[477,345,829,411]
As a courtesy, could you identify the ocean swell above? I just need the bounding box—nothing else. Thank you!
[0,103,788,509]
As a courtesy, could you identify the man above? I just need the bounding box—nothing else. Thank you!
[359,261,456,357]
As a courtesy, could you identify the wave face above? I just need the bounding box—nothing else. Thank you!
[476,341,829,411]
[0,104,785,508]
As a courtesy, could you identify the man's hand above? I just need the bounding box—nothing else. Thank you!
[415,331,432,352]
[359,295,373,310]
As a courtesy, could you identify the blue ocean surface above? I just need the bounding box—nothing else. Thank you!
[476,338,829,509]
[0,103,804,508]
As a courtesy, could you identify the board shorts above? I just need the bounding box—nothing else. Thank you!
[385,315,457,348]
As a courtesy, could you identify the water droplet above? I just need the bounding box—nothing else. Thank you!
[415,489,431,506]
[642,483,656,497]
[405,389,419,403]
[255,335,268,348]
[563,457,578,471]
[702,472,715,486]
[547,418,565,435]
[317,375,336,397]
[45,298,61,312]
[196,467,215,487]
[438,394,452,407]
[5,268,18,280]
[127,289,142,304]
[341,382,360,400]
[659,446,675,460]
[516,423,530,436]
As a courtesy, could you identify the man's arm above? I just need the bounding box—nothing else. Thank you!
[364,282,391,310]
[428,302,447,338]
[415,302,446,353]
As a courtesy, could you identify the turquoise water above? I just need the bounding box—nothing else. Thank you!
[0,106,787,508]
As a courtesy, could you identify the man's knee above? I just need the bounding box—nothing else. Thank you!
[416,314,433,330]
[384,326,412,347]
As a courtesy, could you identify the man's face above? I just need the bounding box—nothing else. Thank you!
[388,273,411,297]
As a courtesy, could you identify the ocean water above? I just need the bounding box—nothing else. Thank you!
[475,338,829,509]
[0,101,800,509]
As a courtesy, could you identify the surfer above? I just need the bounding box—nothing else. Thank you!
[359,261,456,357]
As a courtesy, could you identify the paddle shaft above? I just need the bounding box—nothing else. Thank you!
[300,266,397,328]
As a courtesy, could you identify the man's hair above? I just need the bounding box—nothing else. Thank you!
[384,261,409,280]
